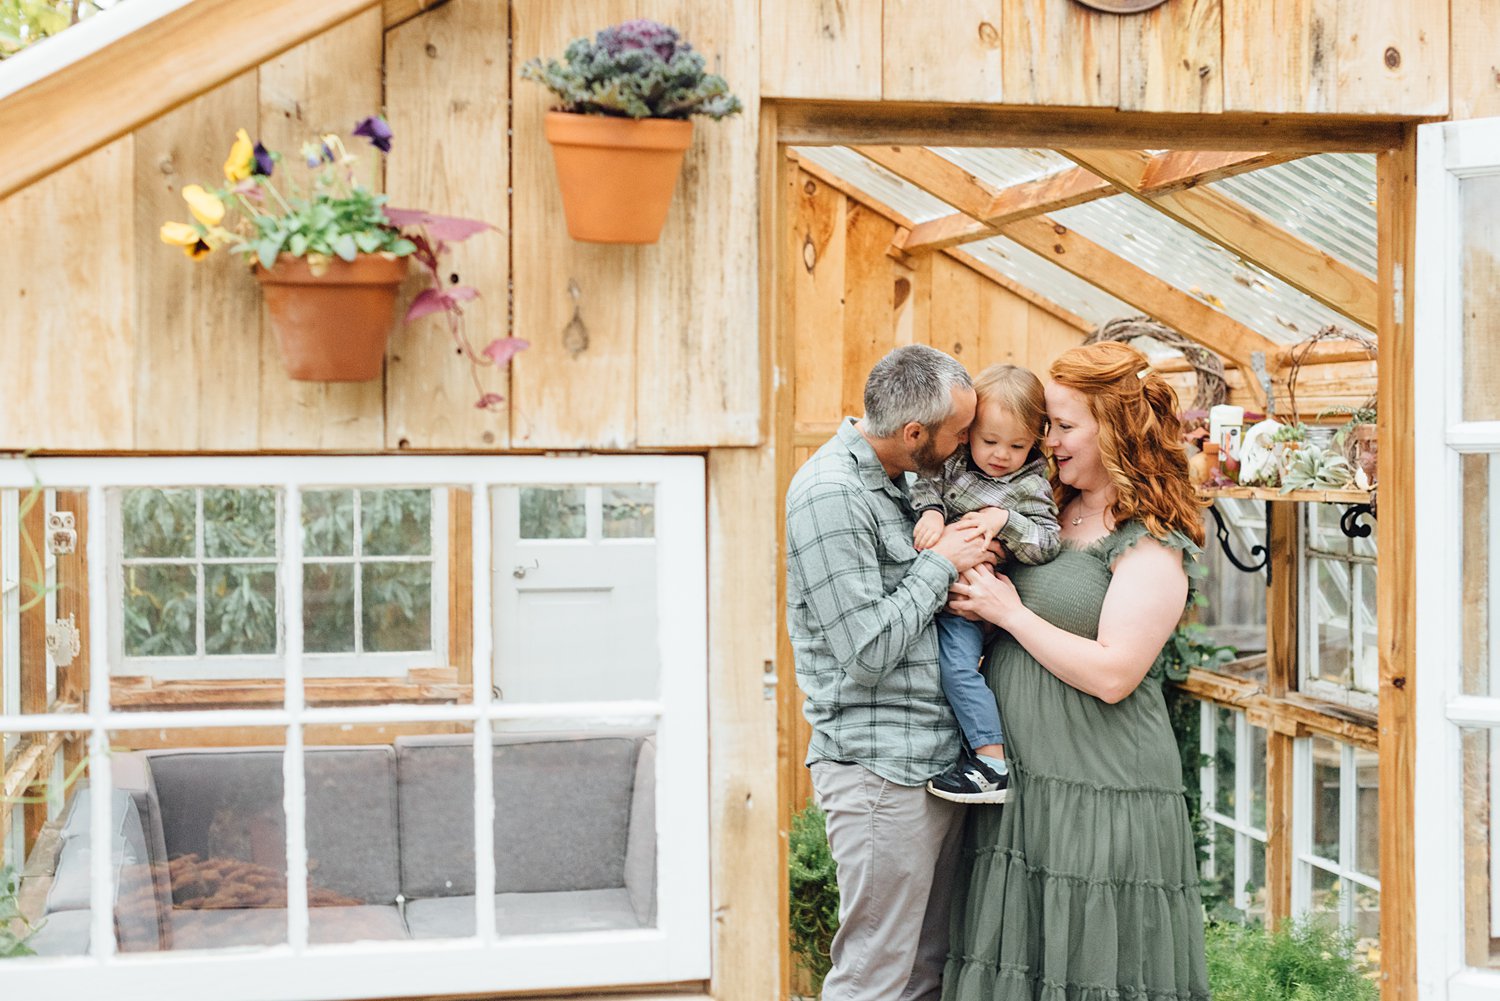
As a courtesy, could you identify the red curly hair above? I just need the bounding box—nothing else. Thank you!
[1049,341,1206,547]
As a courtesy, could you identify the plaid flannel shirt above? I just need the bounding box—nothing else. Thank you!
[785,418,961,785]
[910,447,1061,566]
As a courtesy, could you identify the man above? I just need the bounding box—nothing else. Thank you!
[785,344,993,1001]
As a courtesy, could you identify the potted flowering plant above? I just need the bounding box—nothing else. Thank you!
[160,116,526,406]
[521,19,742,244]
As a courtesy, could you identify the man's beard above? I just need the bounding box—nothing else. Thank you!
[911,435,948,478]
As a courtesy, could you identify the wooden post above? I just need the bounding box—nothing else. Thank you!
[53,491,89,777]
[18,491,48,852]
[1376,135,1418,1001]
[1263,501,1300,925]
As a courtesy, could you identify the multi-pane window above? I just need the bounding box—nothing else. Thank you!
[111,487,445,679]
[1299,504,1377,708]
[1294,735,1380,948]
[1197,499,1269,656]
[1200,703,1269,923]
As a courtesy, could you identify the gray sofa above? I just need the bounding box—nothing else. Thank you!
[25,731,656,954]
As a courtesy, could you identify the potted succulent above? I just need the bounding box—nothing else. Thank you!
[160,117,527,407]
[1322,405,1378,488]
[1270,422,1310,483]
[521,19,742,244]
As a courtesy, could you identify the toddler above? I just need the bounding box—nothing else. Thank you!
[911,364,1060,804]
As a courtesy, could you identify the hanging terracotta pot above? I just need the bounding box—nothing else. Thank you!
[542,111,694,244]
[254,254,408,382]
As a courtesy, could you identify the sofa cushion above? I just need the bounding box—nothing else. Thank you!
[168,904,409,951]
[146,746,400,905]
[396,732,644,898]
[623,736,656,925]
[403,888,642,939]
[48,786,163,951]
[24,907,92,957]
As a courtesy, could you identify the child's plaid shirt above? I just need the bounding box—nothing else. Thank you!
[910,447,1061,566]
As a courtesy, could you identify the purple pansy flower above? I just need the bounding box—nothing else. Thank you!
[252,142,274,178]
[353,115,393,153]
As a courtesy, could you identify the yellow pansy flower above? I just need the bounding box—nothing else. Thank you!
[160,221,200,246]
[182,185,225,226]
[223,128,254,182]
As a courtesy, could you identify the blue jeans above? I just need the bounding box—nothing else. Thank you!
[936,611,1004,750]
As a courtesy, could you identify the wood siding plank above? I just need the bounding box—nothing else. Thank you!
[132,73,263,450]
[510,0,639,449]
[255,9,386,450]
[793,170,849,429]
[636,0,762,447]
[383,0,511,449]
[1451,0,1500,120]
[760,0,881,100]
[840,202,899,418]
[0,142,134,450]
[1334,0,1447,116]
[882,0,1003,103]
[1222,0,1339,114]
[1002,0,1119,108]
[1118,0,1223,113]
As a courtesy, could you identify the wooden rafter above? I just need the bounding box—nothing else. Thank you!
[0,0,381,200]
[1139,150,1306,194]
[902,167,1114,253]
[1061,149,1378,329]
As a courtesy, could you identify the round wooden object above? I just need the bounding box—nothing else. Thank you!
[1071,0,1171,12]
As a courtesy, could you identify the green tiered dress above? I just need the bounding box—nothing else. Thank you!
[943,520,1210,1001]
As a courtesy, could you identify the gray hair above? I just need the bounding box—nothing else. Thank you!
[862,345,973,437]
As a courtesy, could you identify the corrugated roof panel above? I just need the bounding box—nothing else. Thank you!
[792,146,954,223]
[1053,193,1373,344]
[1209,153,1377,277]
[962,236,1134,330]
[930,147,1076,189]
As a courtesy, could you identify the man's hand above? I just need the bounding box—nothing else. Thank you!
[929,521,992,574]
[913,509,945,550]
[958,506,1010,543]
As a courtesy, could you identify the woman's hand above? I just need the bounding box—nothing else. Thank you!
[947,564,1025,631]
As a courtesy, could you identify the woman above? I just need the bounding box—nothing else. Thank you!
[941,341,1210,1001]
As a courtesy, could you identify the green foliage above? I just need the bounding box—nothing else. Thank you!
[246,181,415,270]
[1280,448,1355,493]
[1206,919,1377,1001]
[0,864,36,959]
[1271,423,1310,443]
[521,19,742,120]
[0,0,113,60]
[788,801,839,991]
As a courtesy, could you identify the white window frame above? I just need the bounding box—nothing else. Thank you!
[1199,702,1269,918]
[0,454,710,1000]
[109,486,450,680]
[1414,115,1500,1001]
[1298,504,1378,712]
[1291,736,1380,936]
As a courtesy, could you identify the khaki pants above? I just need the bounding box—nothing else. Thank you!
[811,761,964,1001]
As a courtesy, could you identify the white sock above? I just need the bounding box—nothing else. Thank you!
[976,753,1008,775]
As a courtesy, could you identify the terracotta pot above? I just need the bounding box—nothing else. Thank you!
[542,111,694,244]
[1350,423,1378,484]
[254,254,408,382]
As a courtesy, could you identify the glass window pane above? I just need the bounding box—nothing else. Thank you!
[204,565,278,655]
[1206,822,1240,922]
[7,730,97,958]
[304,563,355,654]
[1313,561,1353,686]
[1250,723,1268,831]
[1214,707,1236,815]
[1312,736,1341,862]
[602,485,655,539]
[203,489,276,559]
[124,564,198,656]
[361,489,431,557]
[1354,885,1381,952]
[1461,172,1500,422]
[1355,746,1379,877]
[121,488,195,558]
[361,563,432,652]
[1309,864,1342,931]
[1247,837,1267,927]
[519,487,585,540]
[1462,727,1500,968]
[302,490,353,558]
[1354,562,1379,694]
[1464,454,1494,696]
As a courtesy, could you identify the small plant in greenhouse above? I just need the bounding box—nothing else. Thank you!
[1270,423,1310,443]
[1204,918,1377,1001]
[521,19,742,120]
[1279,447,1355,493]
[159,116,527,408]
[788,800,839,992]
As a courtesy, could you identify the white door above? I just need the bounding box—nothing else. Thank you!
[1414,117,1500,1001]
[491,484,660,702]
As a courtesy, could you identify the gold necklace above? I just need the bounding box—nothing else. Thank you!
[1069,501,1109,526]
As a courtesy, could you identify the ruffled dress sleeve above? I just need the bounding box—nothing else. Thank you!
[1097,520,1206,682]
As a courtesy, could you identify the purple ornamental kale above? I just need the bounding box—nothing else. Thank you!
[595,19,687,61]
[353,115,393,153]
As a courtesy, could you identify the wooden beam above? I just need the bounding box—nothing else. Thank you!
[1376,136,1417,1001]
[776,102,1409,153]
[382,0,450,29]
[0,0,380,200]
[1139,149,1306,195]
[854,145,1000,217]
[904,167,1115,253]
[1061,149,1379,329]
[788,151,916,228]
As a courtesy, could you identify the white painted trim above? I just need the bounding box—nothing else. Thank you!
[0,0,192,102]
[470,483,496,944]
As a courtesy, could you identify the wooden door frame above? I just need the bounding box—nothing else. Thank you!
[763,100,1418,1001]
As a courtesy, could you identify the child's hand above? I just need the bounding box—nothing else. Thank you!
[959,506,1010,543]
[913,509,945,550]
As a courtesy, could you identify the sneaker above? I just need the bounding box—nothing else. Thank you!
[926,752,1009,804]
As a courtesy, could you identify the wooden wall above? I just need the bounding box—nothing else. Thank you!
[0,0,761,452]
[761,0,1451,116]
